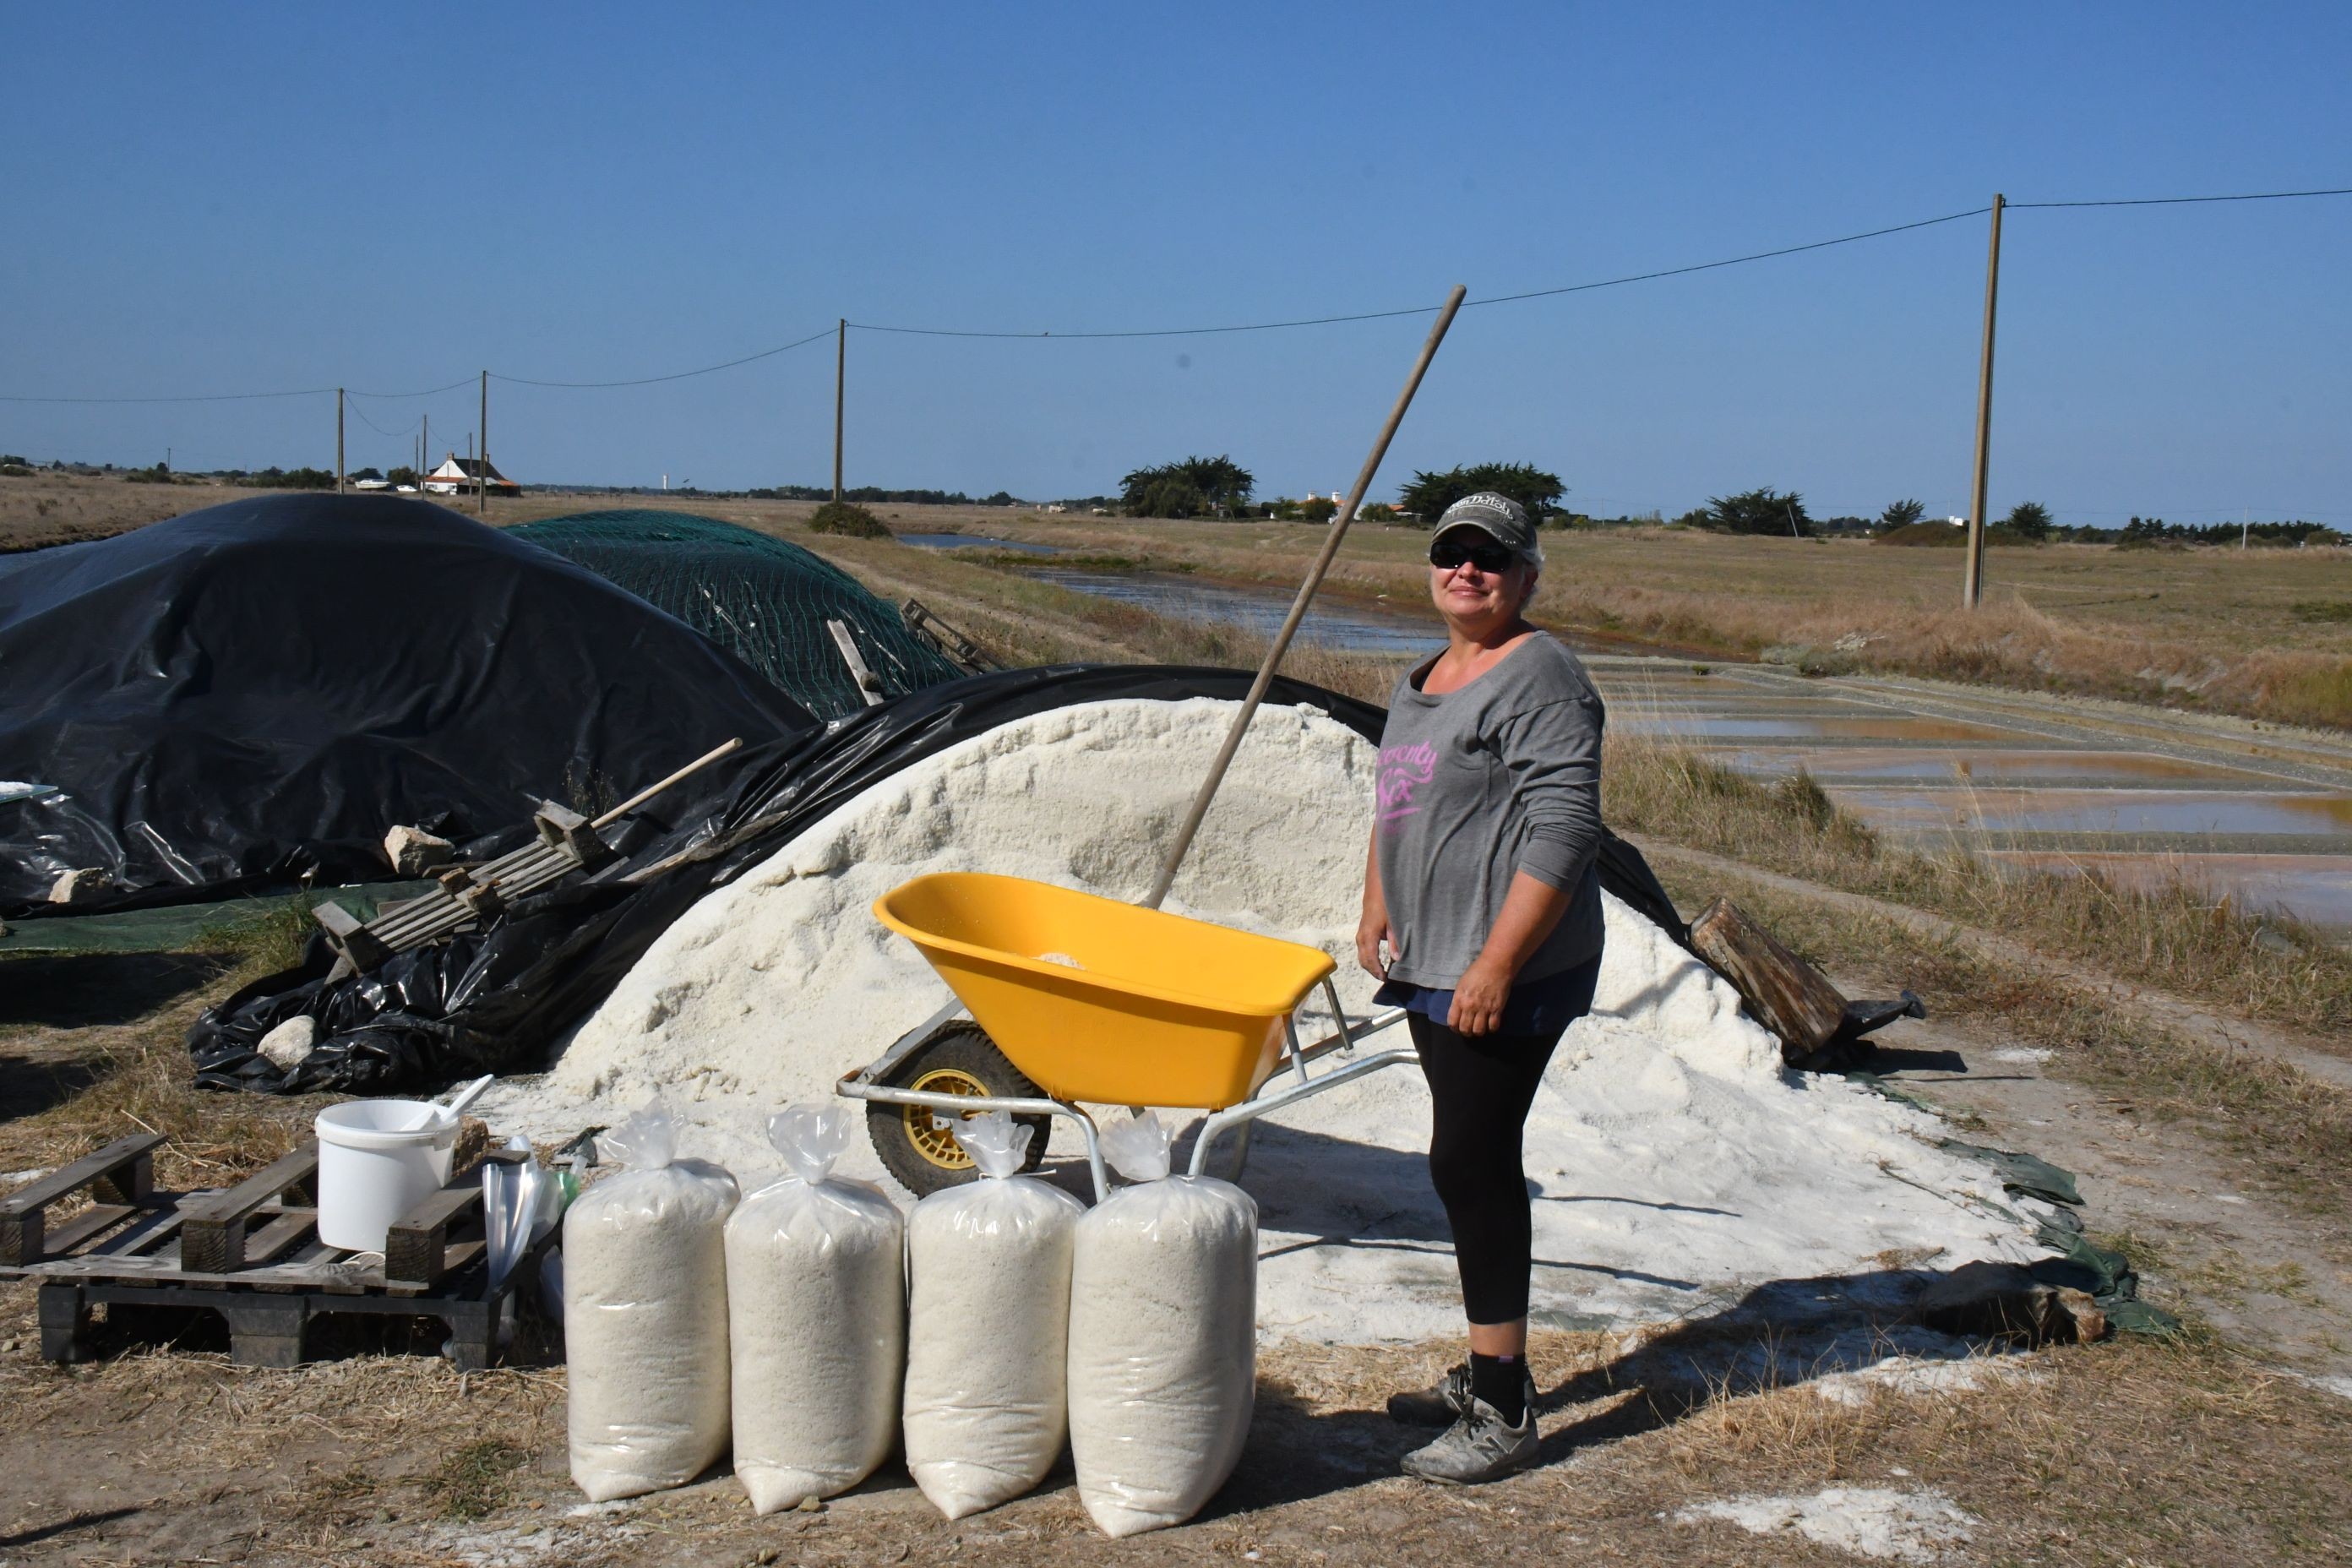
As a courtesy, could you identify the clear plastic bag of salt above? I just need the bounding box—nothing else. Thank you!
[903,1111,1086,1518]
[564,1101,739,1501]
[724,1103,906,1513]
[1066,1110,1258,1538]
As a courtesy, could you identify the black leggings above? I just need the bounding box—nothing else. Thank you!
[1412,983,1594,1325]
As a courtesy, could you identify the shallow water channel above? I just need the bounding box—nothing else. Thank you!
[1607,665,2352,936]
[1030,569,1446,656]
[896,532,1062,554]
[1022,566,2352,935]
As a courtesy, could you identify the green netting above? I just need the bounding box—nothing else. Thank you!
[506,510,966,721]
[0,883,433,955]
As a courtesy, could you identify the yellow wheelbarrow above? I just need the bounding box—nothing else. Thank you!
[838,871,1413,1200]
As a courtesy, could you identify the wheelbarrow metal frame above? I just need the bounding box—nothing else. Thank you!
[836,976,1412,1203]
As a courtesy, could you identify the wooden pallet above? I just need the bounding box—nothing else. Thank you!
[0,1135,554,1369]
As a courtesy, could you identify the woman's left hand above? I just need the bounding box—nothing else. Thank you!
[1447,954,1514,1037]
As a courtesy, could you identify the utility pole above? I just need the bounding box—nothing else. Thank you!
[832,318,846,503]
[478,370,489,517]
[1962,193,2005,610]
[2241,507,2250,552]
[421,413,429,487]
[336,388,346,493]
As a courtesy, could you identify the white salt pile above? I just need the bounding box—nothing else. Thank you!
[1677,1487,1976,1563]
[480,697,2052,1342]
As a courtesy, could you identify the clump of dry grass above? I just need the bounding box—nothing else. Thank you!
[425,1438,533,1520]
[193,895,318,974]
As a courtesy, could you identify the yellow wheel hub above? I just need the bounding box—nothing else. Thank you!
[902,1068,990,1168]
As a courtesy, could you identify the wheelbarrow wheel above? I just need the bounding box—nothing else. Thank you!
[868,1020,1052,1197]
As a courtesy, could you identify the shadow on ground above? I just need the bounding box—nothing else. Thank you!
[0,1050,108,1121]
[0,952,227,1029]
[1212,1266,2010,1516]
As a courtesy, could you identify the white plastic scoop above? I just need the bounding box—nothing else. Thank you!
[396,1073,495,1132]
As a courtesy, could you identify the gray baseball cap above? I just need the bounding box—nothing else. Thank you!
[1434,493,1544,568]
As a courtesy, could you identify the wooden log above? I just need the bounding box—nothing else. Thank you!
[1688,897,1849,1063]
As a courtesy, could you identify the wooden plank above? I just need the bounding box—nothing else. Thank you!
[1,1134,166,1266]
[30,1249,359,1289]
[827,619,886,705]
[39,1203,137,1258]
[0,1134,166,1217]
[179,1143,320,1275]
[1689,897,1849,1062]
[91,1203,188,1259]
[384,1179,485,1289]
[242,1207,318,1267]
[387,1239,485,1297]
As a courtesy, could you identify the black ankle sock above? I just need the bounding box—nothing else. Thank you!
[1468,1353,1527,1424]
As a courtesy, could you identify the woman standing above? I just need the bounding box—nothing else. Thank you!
[1357,492,1607,1484]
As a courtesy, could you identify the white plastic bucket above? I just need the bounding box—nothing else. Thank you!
[315,1100,458,1252]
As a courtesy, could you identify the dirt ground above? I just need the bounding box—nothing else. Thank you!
[6,938,2352,1565]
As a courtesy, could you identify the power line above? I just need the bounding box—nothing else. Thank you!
[1470,207,1993,308]
[2010,184,2352,210]
[851,302,1443,340]
[488,327,836,388]
[3,182,2346,400]
[851,208,1991,339]
[346,376,481,400]
[341,399,421,439]
[0,384,338,406]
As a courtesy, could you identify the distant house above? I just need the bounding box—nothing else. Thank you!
[422,454,522,496]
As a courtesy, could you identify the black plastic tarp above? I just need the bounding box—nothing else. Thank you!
[190,663,1689,1095]
[0,494,815,918]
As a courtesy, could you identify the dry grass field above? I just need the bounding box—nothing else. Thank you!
[901,509,2352,731]
[9,471,2347,728]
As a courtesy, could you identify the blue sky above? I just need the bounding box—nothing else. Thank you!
[6,3,2347,521]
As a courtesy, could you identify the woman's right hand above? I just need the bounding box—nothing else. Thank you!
[1356,906,1395,980]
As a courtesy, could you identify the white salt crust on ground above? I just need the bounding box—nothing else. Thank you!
[1677,1487,1976,1563]
[480,698,2050,1344]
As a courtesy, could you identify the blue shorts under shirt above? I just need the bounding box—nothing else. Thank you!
[1373,951,1603,1040]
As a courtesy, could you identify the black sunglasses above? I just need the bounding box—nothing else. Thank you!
[1429,535,1516,574]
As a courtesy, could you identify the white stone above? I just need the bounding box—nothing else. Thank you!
[257,1015,318,1070]
[384,825,456,875]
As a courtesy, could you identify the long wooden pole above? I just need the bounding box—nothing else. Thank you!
[1142,284,1468,910]
[590,737,745,829]
[336,388,346,493]
[832,318,846,503]
[1963,193,2005,609]
[477,370,489,518]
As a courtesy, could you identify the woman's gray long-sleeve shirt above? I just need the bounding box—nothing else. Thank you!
[1374,632,1606,989]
